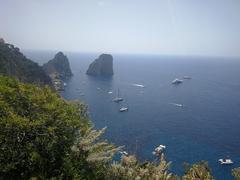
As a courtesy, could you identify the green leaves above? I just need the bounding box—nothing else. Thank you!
[0,76,89,179]
[232,167,240,180]
[182,161,214,180]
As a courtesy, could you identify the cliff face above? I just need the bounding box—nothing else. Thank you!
[43,52,73,91]
[43,52,73,79]
[86,54,113,76]
[0,41,53,88]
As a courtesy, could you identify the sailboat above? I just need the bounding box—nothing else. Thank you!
[113,89,123,102]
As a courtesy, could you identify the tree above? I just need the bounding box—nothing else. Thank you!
[182,161,214,180]
[106,154,178,180]
[232,167,240,180]
[0,76,89,179]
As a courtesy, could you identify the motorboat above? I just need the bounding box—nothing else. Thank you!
[120,151,128,156]
[219,159,234,165]
[152,144,166,155]
[172,78,183,84]
[119,107,128,112]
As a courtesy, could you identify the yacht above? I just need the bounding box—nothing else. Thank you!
[219,159,234,165]
[152,144,166,155]
[119,107,128,112]
[172,78,183,84]
[113,89,123,102]
[113,97,124,102]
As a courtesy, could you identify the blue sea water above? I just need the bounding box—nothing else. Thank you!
[25,51,240,179]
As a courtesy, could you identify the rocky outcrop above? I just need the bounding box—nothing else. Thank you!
[43,52,73,91]
[43,52,73,79]
[86,54,113,76]
[0,41,53,88]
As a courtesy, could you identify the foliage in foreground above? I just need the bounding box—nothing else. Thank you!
[0,76,238,179]
[106,154,179,180]
[0,76,89,178]
[182,161,214,180]
[232,168,240,180]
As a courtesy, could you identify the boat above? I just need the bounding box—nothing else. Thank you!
[119,107,128,112]
[172,78,183,84]
[113,97,124,102]
[152,144,166,155]
[63,82,67,86]
[108,91,113,94]
[219,159,234,165]
[119,151,128,156]
[113,89,123,102]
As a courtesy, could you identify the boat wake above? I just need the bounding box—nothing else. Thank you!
[169,103,183,107]
[132,83,145,88]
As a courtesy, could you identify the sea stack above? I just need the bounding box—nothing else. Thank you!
[86,54,113,76]
[43,52,73,91]
[43,52,73,79]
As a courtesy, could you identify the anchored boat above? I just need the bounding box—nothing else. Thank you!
[219,159,234,165]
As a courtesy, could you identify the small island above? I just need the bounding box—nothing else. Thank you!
[86,54,113,76]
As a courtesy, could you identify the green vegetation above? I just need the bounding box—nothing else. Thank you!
[0,42,53,87]
[232,168,240,180]
[0,76,239,179]
[182,161,214,180]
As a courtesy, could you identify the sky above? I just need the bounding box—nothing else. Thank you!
[0,0,240,57]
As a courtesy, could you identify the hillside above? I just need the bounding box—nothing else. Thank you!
[0,41,53,87]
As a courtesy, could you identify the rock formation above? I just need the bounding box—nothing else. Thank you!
[43,52,73,79]
[43,52,73,91]
[86,54,113,76]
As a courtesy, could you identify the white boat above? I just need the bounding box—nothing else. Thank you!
[152,144,166,155]
[113,89,123,102]
[113,97,124,102]
[108,91,113,94]
[219,159,234,165]
[120,151,128,156]
[172,78,183,84]
[63,82,67,86]
[119,107,128,112]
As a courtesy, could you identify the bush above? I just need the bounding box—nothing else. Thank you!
[0,76,89,179]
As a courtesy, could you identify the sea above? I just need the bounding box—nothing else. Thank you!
[24,50,240,179]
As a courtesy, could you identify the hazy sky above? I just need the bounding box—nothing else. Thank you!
[1,0,240,56]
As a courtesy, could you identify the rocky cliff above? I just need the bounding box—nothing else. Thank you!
[43,52,73,91]
[86,54,113,76]
[43,52,73,79]
[0,41,53,88]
